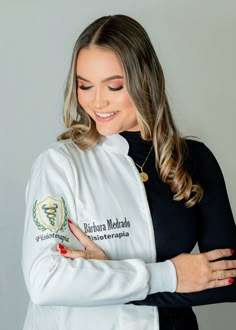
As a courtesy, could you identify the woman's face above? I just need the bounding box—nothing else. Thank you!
[76,46,139,136]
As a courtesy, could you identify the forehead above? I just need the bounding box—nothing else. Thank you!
[76,46,123,77]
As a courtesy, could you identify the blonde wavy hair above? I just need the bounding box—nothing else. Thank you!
[58,14,203,207]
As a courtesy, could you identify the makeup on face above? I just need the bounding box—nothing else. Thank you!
[76,46,139,136]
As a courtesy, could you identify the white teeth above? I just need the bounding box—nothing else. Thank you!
[96,112,116,118]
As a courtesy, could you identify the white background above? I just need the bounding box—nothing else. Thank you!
[0,0,235,329]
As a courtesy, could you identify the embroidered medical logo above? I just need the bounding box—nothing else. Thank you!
[32,196,68,232]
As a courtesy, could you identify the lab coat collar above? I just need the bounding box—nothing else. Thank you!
[99,133,130,155]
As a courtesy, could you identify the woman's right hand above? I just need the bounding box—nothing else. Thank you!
[171,249,236,293]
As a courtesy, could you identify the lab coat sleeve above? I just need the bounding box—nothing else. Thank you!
[22,146,176,307]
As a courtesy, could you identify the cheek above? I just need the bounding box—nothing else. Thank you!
[77,90,90,109]
[77,90,84,105]
[115,92,134,110]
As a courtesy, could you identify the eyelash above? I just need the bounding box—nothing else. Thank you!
[78,85,123,91]
[109,85,123,91]
[78,85,92,90]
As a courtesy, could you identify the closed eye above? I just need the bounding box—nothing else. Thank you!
[79,85,93,90]
[108,85,123,91]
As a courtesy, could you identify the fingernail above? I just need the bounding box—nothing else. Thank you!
[228,278,234,284]
[230,249,235,255]
[68,219,73,224]
[60,249,67,255]
[58,243,64,249]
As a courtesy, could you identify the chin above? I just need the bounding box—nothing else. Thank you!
[98,130,118,137]
[96,126,120,137]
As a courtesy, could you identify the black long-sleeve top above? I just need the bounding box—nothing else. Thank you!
[120,131,236,330]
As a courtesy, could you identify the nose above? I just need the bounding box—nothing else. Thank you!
[91,88,109,109]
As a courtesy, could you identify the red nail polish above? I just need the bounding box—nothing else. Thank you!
[230,249,235,255]
[228,278,234,284]
[60,249,67,255]
[58,243,64,249]
[68,219,73,224]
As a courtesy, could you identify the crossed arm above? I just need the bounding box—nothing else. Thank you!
[58,220,236,294]
[23,145,236,307]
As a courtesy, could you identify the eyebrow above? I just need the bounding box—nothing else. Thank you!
[76,74,124,83]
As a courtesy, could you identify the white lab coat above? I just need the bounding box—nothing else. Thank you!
[22,134,176,330]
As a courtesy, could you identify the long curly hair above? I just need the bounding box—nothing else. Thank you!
[58,14,203,207]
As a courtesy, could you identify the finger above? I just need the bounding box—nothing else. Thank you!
[204,249,234,261]
[206,278,234,289]
[56,243,66,251]
[59,248,86,259]
[68,219,98,249]
[59,248,105,260]
[56,243,83,253]
[210,259,236,271]
[210,269,236,281]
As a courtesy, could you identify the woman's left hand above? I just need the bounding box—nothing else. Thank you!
[56,219,108,260]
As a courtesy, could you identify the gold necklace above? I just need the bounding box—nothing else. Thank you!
[134,145,154,182]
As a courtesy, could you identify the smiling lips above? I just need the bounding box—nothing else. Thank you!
[95,111,118,121]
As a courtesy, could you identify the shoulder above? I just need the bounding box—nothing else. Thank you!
[184,138,219,166]
[185,138,213,158]
[26,141,83,199]
[183,138,225,185]
[38,139,84,159]
[31,140,81,172]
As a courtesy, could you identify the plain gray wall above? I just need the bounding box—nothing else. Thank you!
[0,0,235,329]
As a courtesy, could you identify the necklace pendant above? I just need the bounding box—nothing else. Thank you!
[140,171,149,182]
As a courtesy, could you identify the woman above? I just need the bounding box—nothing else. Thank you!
[22,15,236,330]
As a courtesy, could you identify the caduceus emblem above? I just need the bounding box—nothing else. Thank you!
[42,202,58,227]
[33,196,68,232]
